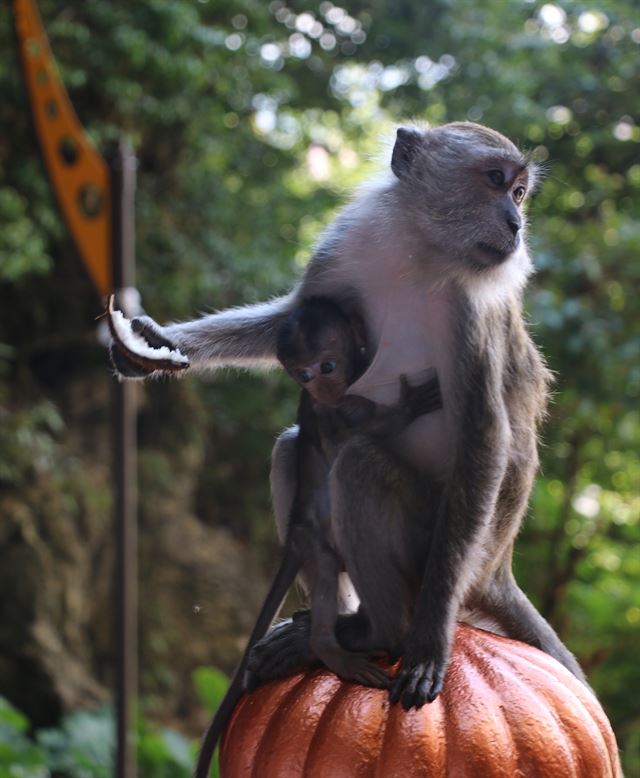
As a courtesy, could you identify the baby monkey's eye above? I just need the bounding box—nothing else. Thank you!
[487,169,505,187]
[297,369,312,383]
[320,360,337,374]
[513,185,526,204]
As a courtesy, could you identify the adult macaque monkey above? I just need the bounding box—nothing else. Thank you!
[112,123,586,714]
[194,296,442,778]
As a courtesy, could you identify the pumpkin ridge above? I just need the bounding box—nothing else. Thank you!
[219,672,307,777]
[377,687,447,777]
[485,643,613,777]
[485,639,619,776]
[563,685,623,777]
[531,671,613,777]
[495,637,620,771]
[307,680,390,777]
[465,637,531,777]
[444,637,519,777]
[250,672,319,778]
[469,636,577,776]
[372,686,397,778]
[301,677,353,775]
[440,640,467,777]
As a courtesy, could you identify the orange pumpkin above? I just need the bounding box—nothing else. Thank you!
[219,623,621,777]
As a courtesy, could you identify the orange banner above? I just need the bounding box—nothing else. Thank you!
[14,0,113,296]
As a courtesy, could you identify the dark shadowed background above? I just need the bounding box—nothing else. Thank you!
[0,0,638,774]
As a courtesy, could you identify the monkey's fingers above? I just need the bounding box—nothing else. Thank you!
[389,657,445,710]
[407,382,443,417]
[420,667,445,704]
[106,296,189,374]
[247,618,315,685]
[130,315,176,350]
[389,663,425,709]
[357,664,390,689]
[321,651,390,689]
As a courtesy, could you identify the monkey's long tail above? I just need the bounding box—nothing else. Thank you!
[194,547,302,778]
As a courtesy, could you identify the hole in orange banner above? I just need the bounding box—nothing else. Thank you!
[59,136,79,165]
[77,184,103,218]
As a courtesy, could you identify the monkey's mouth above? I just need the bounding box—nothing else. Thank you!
[476,242,510,264]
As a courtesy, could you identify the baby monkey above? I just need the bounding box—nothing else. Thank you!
[195,297,441,778]
[277,296,441,686]
[280,296,441,429]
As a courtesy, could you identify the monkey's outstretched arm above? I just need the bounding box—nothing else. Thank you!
[112,292,299,378]
[194,539,302,778]
[390,352,510,710]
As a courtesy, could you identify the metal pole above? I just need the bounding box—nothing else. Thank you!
[107,139,138,778]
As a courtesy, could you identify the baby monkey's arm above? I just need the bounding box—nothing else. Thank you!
[338,374,442,435]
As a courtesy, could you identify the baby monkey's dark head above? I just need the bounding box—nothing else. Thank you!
[390,122,537,271]
[277,297,368,407]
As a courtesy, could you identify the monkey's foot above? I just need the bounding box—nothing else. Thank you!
[313,638,389,689]
[389,643,449,710]
[245,613,317,692]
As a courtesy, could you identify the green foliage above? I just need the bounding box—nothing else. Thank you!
[0,401,63,485]
[189,666,229,778]
[0,187,51,283]
[36,709,113,778]
[0,697,48,778]
[1,0,639,774]
[137,722,195,778]
[192,667,230,714]
[0,696,200,778]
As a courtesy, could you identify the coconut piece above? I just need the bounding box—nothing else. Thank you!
[106,295,189,372]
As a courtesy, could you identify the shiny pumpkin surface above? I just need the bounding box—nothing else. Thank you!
[220,624,621,778]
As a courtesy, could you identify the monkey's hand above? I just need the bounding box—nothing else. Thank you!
[389,630,450,710]
[399,374,442,422]
[107,296,189,378]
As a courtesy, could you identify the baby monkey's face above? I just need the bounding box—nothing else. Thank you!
[285,328,352,407]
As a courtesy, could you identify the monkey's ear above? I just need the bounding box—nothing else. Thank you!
[391,127,422,180]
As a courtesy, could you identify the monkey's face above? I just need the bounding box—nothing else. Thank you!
[278,299,369,406]
[284,331,353,407]
[287,354,350,407]
[391,122,536,272]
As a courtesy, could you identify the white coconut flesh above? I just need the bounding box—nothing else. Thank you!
[109,302,189,365]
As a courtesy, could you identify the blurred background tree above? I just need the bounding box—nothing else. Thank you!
[0,0,638,774]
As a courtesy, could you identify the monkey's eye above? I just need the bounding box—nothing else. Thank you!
[297,369,312,383]
[320,360,337,374]
[487,169,505,187]
[513,185,526,204]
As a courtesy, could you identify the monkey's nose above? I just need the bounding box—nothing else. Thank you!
[507,215,521,236]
